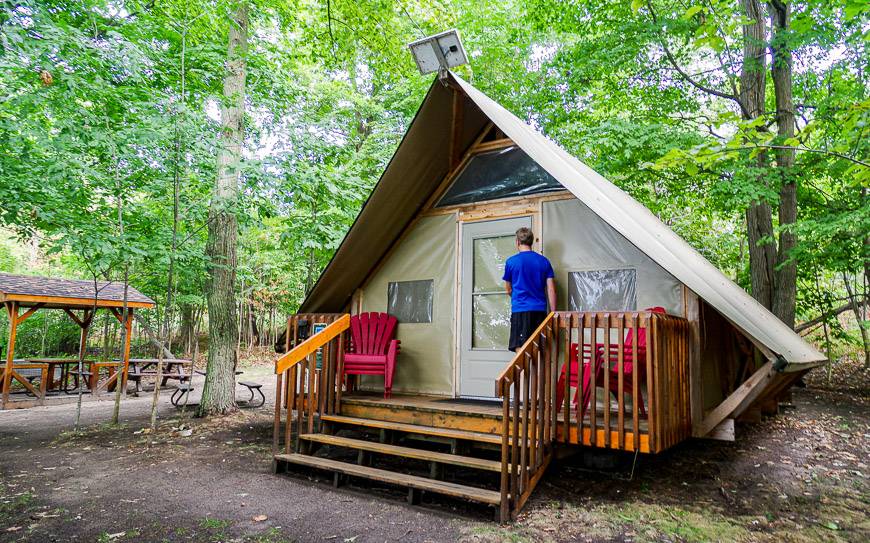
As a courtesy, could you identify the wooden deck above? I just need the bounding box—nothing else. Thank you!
[340,392,651,451]
[272,311,691,521]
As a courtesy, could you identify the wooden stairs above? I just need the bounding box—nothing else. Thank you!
[273,404,510,519]
[273,313,563,522]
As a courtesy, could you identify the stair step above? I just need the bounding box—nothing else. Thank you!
[321,414,503,445]
[274,453,502,505]
[300,433,502,472]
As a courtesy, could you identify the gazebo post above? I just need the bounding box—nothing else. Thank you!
[120,309,133,393]
[73,310,95,389]
[3,302,19,409]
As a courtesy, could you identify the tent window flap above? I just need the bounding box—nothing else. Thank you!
[568,269,637,312]
[436,146,563,207]
[388,280,434,323]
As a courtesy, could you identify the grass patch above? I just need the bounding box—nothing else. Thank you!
[0,490,35,515]
[199,516,231,530]
[605,503,750,542]
[245,527,296,543]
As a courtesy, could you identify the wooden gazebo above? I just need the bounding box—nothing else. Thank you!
[0,273,155,409]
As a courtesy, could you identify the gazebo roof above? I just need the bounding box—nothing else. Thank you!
[0,273,155,309]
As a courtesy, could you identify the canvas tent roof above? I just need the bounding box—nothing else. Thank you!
[301,72,825,368]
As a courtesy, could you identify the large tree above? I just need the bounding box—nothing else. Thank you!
[199,0,249,416]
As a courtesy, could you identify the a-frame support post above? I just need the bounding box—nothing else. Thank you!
[120,309,133,392]
[109,307,134,394]
[2,302,19,409]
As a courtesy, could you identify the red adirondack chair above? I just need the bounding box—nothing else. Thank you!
[344,312,401,399]
[556,307,666,417]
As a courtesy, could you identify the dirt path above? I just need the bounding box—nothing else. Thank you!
[1,368,867,543]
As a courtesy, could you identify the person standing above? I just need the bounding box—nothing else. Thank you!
[502,227,557,352]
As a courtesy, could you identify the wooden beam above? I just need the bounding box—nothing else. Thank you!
[471,138,515,154]
[63,308,85,327]
[17,303,44,324]
[449,89,465,169]
[120,310,133,392]
[1,293,153,309]
[684,288,702,430]
[2,302,18,408]
[695,360,774,437]
[703,418,735,441]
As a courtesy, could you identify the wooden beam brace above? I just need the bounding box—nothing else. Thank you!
[63,308,85,327]
[695,360,775,437]
[17,303,45,324]
[109,307,132,324]
[701,418,735,442]
[449,88,465,169]
[82,309,95,328]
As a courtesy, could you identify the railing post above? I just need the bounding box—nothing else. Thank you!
[273,370,283,454]
[499,379,510,523]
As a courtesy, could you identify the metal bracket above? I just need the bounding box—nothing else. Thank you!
[429,40,451,85]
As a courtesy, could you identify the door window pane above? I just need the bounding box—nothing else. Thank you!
[388,280,434,323]
[436,146,563,207]
[568,269,637,312]
[472,293,511,349]
[473,235,515,293]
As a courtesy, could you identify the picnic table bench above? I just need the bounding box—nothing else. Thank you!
[128,359,191,392]
[186,370,263,408]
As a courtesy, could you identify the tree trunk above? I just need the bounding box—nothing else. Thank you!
[199,0,247,416]
[769,0,798,328]
[843,273,870,370]
[740,0,776,311]
[178,304,196,356]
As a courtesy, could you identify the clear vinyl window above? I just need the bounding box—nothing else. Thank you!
[436,146,563,207]
[568,269,637,312]
[388,280,434,323]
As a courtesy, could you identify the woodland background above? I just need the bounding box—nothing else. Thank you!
[0,0,866,379]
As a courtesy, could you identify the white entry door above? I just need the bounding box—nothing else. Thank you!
[459,216,532,398]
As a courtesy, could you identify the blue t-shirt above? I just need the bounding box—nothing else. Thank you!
[502,251,555,313]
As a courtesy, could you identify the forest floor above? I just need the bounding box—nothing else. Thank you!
[0,359,867,543]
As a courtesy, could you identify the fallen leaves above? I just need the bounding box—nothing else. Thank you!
[252,514,268,522]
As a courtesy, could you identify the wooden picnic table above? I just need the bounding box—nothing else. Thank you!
[27,358,93,391]
[128,358,192,389]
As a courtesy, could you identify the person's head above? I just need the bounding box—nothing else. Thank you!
[515,227,534,249]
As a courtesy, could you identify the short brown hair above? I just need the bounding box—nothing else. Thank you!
[516,227,534,247]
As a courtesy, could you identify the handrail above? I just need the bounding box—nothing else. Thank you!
[274,314,350,374]
[495,312,555,393]
[494,311,557,522]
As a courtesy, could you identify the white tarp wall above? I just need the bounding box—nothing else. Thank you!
[360,214,456,395]
[543,199,684,315]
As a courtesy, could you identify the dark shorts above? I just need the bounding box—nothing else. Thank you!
[508,311,548,352]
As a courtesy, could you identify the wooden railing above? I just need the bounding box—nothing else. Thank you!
[553,311,691,453]
[495,312,557,522]
[273,313,350,454]
[494,310,692,520]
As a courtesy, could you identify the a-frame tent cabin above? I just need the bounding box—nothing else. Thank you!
[271,72,825,521]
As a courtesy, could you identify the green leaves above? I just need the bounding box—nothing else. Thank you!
[681,6,702,20]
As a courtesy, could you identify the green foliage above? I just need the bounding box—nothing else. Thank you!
[0,0,864,357]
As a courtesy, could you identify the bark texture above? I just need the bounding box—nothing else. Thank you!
[199,1,247,416]
[740,0,776,312]
[769,0,798,328]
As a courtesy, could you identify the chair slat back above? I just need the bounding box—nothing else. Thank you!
[349,312,397,356]
[625,306,666,349]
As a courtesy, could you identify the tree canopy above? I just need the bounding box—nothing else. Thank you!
[0,0,866,367]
